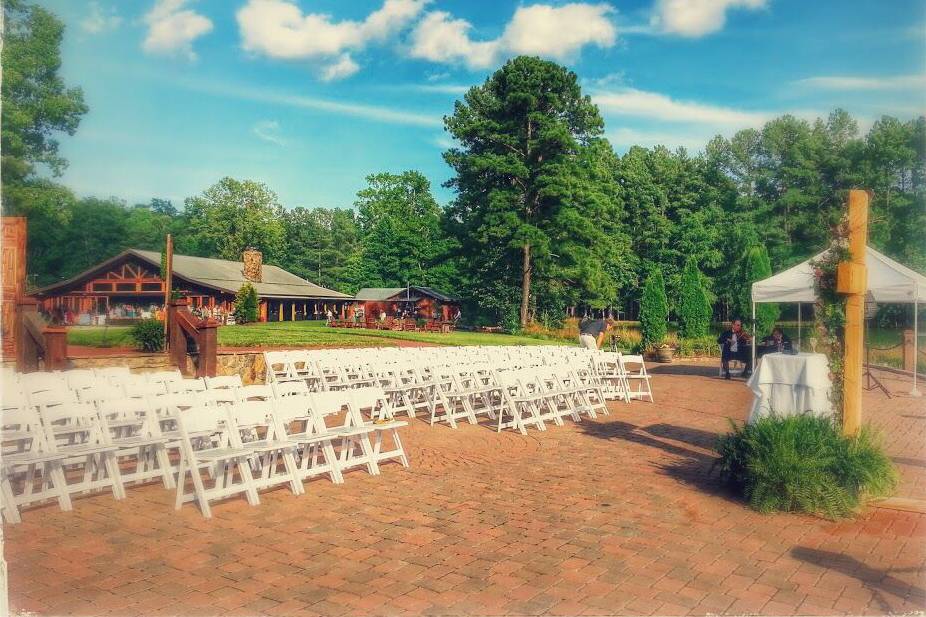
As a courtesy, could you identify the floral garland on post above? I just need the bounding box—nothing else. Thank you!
[810,217,851,422]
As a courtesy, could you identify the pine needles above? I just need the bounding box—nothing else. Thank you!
[714,415,898,519]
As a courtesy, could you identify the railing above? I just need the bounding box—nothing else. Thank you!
[167,299,218,377]
[16,298,68,372]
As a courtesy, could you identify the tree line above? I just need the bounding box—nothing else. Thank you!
[2,2,924,330]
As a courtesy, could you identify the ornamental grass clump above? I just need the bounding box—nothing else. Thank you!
[714,415,897,519]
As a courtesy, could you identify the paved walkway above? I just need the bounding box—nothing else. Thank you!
[5,362,925,616]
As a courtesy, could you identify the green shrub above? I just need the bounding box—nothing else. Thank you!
[678,257,712,338]
[234,283,259,324]
[677,335,720,357]
[714,415,897,519]
[640,268,668,349]
[130,319,165,352]
[740,244,779,337]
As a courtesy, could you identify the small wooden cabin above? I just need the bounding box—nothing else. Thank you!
[352,286,459,321]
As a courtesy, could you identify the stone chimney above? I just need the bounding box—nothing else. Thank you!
[242,247,263,283]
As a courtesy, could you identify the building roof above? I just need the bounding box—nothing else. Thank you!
[34,249,352,300]
[354,286,458,303]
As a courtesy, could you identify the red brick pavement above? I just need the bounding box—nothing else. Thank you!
[5,361,925,616]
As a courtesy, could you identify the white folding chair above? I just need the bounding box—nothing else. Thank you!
[349,388,409,469]
[621,354,654,402]
[494,371,547,434]
[272,396,343,485]
[205,375,243,391]
[226,400,303,496]
[0,408,72,523]
[97,398,175,489]
[41,401,126,503]
[272,380,310,399]
[309,391,380,477]
[173,405,260,518]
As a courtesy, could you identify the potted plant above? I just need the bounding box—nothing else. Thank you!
[655,341,675,363]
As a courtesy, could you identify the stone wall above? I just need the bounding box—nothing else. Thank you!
[68,351,267,384]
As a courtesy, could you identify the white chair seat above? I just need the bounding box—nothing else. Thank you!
[192,447,253,461]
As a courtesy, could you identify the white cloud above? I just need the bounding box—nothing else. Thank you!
[252,120,286,146]
[81,2,122,34]
[143,0,213,60]
[793,74,926,92]
[593,88,769,127]
[414,83,470,94]
[320,54,361,82]
[408,3,616,70]
[236,0,427,79]
[650,0,766,38]
[172,76,442,128]
[608,127,710,152]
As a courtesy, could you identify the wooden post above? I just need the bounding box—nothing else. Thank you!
[842,189,869,436]
[196,319,219,378]
[163,234,173,346]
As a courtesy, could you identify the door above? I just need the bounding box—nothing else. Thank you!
[1,218,27,360]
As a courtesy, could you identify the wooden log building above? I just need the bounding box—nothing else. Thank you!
[352,286,459,321]
[32,248,352,323]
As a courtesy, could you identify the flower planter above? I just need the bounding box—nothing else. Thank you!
[656,347,674,363]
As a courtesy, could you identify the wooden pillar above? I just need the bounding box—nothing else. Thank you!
[43,326,68,371]
[196,320,219,378]
[278,302,283,322]
[839,189,869,436]
[291,302,296,321]
[168,300,190,375]
[259,301,268,322]
[163,234,173,344]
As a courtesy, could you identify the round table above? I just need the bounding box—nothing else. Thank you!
[746,352,834,424]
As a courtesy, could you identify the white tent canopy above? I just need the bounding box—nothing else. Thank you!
[751,245,924,396]
[752,246,926,305]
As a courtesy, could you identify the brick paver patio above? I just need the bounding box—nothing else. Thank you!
[5,361,925,616]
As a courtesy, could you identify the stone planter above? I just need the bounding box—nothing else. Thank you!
[656,346,675,363]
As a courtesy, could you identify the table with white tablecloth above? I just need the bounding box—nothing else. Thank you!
[746,352,834,423]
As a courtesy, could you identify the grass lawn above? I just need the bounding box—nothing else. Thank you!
[217,321,558,348]
[67,326,134,348]
[67,321,559,349]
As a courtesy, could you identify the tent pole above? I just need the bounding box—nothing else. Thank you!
[913,298,921,397]
[751,301,756,372]
[798,303,802,350]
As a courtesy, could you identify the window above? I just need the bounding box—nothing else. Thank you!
[92,282,112,292]
[115,282,136,292]
[141,282,162,292]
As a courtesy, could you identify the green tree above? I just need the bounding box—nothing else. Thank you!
[233,283,259,324]
[1,0,87,186]
[281,206,360,292]
[444,56,605,326]
[740,244,779,337]
[640,268,669,349]
[352,171,455,292]
[678,257,712,338]
[181,177,286,262]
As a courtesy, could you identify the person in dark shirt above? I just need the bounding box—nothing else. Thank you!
[758,327,792,357]
[717,318,752,379]
[579,315,610,349]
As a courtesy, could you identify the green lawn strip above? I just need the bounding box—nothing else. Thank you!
[67,326,134,348]
[216,321,558,347]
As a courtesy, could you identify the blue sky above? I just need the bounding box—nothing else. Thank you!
[39,0,926,209]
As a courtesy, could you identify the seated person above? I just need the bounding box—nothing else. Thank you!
[758,327,792,357]
[717,318,752,379]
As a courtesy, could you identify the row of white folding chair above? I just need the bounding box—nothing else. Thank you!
[174,388,407,518]
[0,399,153,523]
